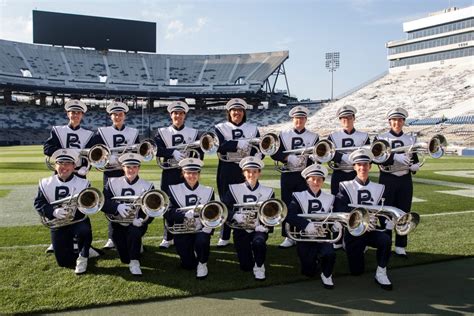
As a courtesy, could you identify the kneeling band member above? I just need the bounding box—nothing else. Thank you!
[286,164,336,289]
[222,157,274,281]
[165,158,214,279]
[102,153,154,276]
[34,149,93,274]
[334,148,394,290]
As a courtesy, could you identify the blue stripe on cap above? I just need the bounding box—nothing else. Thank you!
[338,110,354,116]
[182,163,201,170]
[352,155,371,162]
[56,154,75,161]
[109,106,125,112]
[122,158,141,165]
[292,111,307,116]
[242,162,261,169]
[67,105,84,111]
[306,170,325,177]
[229,103,245,108]
[389,112,406,118]
[171,106,186,111]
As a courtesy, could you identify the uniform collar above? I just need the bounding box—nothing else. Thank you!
[57,174,75,183]
[343,128,356,135]
[245,181,260,191]
[113,125,126,131]
[125,175,140,185]
[293,128,306,134]
[172,124,185,131]
[308,189,321,198]
[185,181,200,191]
[389,129,404,137]
[355,177,370,186]
[230,121,245,127]
[67,123,81,131]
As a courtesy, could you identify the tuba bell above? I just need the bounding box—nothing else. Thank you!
[40,187,104,229]
[166,201,228,234]
[80,144,111,169]
[228,198,287,230]
[218,133,280,162]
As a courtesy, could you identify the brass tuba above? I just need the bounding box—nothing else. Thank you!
[227,198,287,230]
[106,189,169,223]
[100,139,157,172]
[166,201,228,234]
[218,133,280,162]
[40,187,104,229]
[285,208,370,243]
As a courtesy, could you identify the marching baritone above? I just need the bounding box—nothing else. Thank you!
[271,105,319,249]
[102,153,154,276]
[214,98,260,247]
[34,149,94,274]
[285,164,336,289]
[375,107,419,258]
[164,158,215,279]
[222,157,274,281]
[90,101,140,250]
[334,148,394,290]
[154,101,204,249]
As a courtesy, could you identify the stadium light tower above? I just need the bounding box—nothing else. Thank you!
[325,52,340,100]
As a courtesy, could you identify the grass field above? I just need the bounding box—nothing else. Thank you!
[0,145,473,314]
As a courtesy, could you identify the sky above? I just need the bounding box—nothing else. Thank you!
[0,0,472,100]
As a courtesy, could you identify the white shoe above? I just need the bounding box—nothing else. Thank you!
[253,264,266,281]
[45,244,54,253]
[321,273,334,289]
[364,246,369,253]
[333,243,343,250]
[88,247,101,258]
[395,246,408,258]
[103,239,115,249]
[129,260,142,276]
[375,266,393,290]
[140,244,145,254]
[159,239,174,249]
[75,255,88,275]
[196,262,208,279]
[279,237,296,248]
[217,238,230,247]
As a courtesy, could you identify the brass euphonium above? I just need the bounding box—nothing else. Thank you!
[45,144,111,171]
[100,139,157,172]
[40,187,104,229]
[285,208,370,243]
[166,201,228,234]
[107,189,169,223]
[227,198,287,230]
[218,132,280,162]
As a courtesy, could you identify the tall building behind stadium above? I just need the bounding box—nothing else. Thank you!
[386,6,473,72]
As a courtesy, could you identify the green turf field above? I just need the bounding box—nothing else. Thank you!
[0,145,473,314]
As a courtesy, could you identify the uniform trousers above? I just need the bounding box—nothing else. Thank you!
[111,222,148,264]
[174,232,211,270]
[296,242,335,278]
[344,229,391,275]
[280,171,308,237]
[104,171,124,240]
[51,218,92,267]
[160,168,183,242]
[379,172,413,247]
[330,170,356,246]
[233,229,268,271]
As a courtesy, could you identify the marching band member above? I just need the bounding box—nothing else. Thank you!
[34,149,93,274]
[285,164,336,289]
[328,105,369,250]
[375,107,419,258]
[154,101,203,249]
[214,98,260,247]
[43,99,94,253]
[102,153,154,276]
[334,148,394,290]
[90,101,140,249]
[164,158,214,279]
[271,106,319,249]
[222,157,274,281]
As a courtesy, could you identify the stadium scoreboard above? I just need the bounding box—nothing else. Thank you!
[33,10,156,53]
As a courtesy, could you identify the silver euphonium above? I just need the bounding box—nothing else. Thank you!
[349,203,420,236]
[99,139,157,172]
[106,189,169,223]
[218,132,280,162]
[166,201,228,234]
[45,144,111,171]
[285,208,370,243]
[227,198,287,230]
[40,187,104,229]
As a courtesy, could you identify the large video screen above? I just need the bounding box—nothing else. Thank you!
[33,10,156,53]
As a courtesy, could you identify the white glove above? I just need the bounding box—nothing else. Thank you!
[254,153,263,160]
[394,153,410,166]
[172,150,185,162]
[202,227,212,234]
[185,210,195,219]
[53,207,68,219]
[233,213,245,223]
[331,221,343,233]
[385,220,395,230]
[305,222,317,235]
[255,225,268,233]
[117,204,130,218]
[409,163,420,172]
[287,154,299,167]
[195,220,203,231]
[132,218,143,227]
[237,140,249,150]
[77,166,89,176]
[341,154,351,164]
[108,154,119,166]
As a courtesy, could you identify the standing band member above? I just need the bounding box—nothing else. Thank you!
[223,157,274,281]
[165,158,214,279]
[155,101,203,249]
[271,106,319,248]
[91,101,139,250]
[376,107,419,258]
[286,164,336,289]
[334,148,394,290]
[215,98,260,247]
[328,105,369,250]
[34,149,93,274]
[102,153,154,276]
